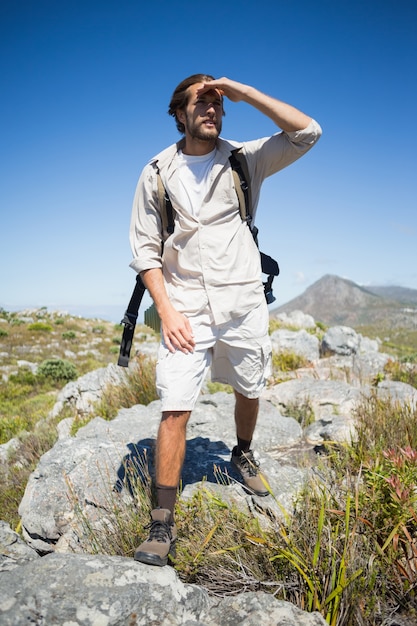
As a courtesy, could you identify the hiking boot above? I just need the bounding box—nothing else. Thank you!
[134,508,177,567]
[231,446,270,497]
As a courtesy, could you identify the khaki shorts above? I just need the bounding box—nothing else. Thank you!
[156,301,272,412]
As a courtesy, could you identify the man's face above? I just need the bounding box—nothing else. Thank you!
[178,83,223,142]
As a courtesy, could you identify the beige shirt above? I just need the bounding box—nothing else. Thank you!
[129,119,322,324]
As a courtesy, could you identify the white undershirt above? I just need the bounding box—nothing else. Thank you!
[176,148,216,218]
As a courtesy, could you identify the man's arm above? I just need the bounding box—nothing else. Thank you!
[197,77,312,132]
[141,268,195,354]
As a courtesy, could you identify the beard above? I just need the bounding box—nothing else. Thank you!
[184,112,222,141]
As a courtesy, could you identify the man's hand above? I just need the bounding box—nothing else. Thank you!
[197,77,312,132]
[140,268,195,354]
[196,77,248,103]
[159,305,195,354]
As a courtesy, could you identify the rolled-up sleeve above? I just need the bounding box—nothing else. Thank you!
[246,118,322,180]
[129,164,164,275]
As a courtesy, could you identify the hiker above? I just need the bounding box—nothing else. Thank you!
[129,74,321,566]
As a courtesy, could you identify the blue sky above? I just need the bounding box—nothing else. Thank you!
[1,0,416,321]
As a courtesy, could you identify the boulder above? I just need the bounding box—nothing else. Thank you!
[270,329,320,362]
[18,394,305,555]
[273,310,316,330]
[0,552,327,625]
[264,379,362,421]
[321,326,360,356]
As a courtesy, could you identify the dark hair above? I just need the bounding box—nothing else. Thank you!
[168,73,220,134]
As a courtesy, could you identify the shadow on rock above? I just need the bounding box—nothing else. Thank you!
[113,438,154,494]
[113,437,235,494]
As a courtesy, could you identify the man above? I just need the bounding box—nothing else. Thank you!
[129,74,321,566]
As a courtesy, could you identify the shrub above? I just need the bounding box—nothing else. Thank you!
[272,350,309,373]
[28,322,53,332]
[9,368,37,386]
[62,330,76,340]
[384,359,417,389]
[37,359,78,382]
[0,327,8,337]
[94,354,157,423]
[0,392,56,444]
[281,399,315,428]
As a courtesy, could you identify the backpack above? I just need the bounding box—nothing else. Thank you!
[118,149,279,367]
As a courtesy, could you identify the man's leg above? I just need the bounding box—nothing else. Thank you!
[134,410,190,566]
[234,390,259,451]
[231,390,269,496]
[155,410,191,519]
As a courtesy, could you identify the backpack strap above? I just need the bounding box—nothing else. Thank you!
[157,171,175,236]
[229,149,252,225]
[118,273,146,367]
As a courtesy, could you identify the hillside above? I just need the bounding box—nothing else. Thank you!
[271,274,417,330]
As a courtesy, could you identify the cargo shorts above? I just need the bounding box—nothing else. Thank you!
[155,301,272,412]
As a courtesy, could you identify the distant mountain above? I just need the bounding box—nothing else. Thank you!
[271,274,417,327]
[365,285,417,305]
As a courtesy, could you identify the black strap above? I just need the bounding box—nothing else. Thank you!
[118,274,146,367]
[157,171,175,236]
[229,150,252,225]
[260,251,280,304]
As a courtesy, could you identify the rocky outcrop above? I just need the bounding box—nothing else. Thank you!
[18,394,306,555]
[1,314,416,625]
[0,548,327,626]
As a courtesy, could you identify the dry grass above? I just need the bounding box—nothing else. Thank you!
[0,414,62,528]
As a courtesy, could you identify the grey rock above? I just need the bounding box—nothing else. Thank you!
[309,351,391,386]
[304,414,357,445]
[16,359,38,373]
[0,552,209,626]
[207,592,327,625]
[321,326,360,356]
[0,552,326,626]
[358,336,380,354]
[0,521,39,572]
[134,340,159,358]
[270,329,320,362]
[375,380,417,408]
[273,310,316,330]
[0,438,20,464]
[56,416,74,440]
[352,351,391,382]
[50,363,128,417]
[264,379,362,421]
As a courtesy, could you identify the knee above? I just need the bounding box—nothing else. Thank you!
[160,411,191,433]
